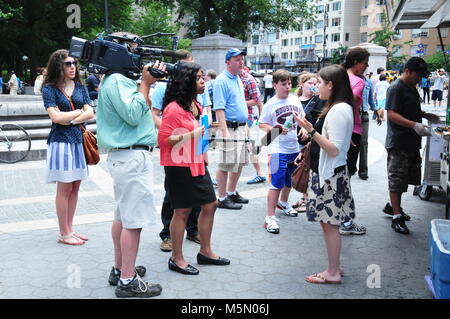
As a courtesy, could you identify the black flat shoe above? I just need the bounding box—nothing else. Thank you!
[197,253,231,265]
[168,258,199,275]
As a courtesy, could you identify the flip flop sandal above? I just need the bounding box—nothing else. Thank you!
[295,205,307,213]
[305,273,342,284]
[292,199,306,209]
[57,234,85,246]
[71,231,89,241]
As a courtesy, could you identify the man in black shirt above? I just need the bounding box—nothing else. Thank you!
[384,57,439,234]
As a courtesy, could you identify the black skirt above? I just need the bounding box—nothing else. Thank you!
[164,166,217,209]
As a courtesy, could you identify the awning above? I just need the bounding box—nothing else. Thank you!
[387,0,448,29]
[421,0,450,28]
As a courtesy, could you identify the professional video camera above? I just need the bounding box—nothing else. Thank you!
[69,33,187,80]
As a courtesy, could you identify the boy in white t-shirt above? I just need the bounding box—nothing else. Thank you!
[259,69,305,234]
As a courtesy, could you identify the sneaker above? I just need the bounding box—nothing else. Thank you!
[218,197,243,210]
[339,222,367,235]
[264,215,280,234]
[108,266,147,286]
[276,202,298,217]
[160,238,172,252]
[115,275,162,298]
[247,175,266,184]
[382,202,411,221]
[228,192,249,204]
[391,216,410,235]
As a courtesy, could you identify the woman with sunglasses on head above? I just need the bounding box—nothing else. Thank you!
[158,61,230,275]
[42,49,95,245]
[293,64,355,284]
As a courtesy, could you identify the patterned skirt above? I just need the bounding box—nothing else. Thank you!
[45,142,89,183]
[306,168,355,226]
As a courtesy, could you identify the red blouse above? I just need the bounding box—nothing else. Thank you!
[158,101,207,177]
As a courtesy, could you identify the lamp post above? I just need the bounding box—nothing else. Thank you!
[104,0,109,33]
[22,55,29,85]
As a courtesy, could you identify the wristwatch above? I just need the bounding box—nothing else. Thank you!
[307,129,316,139]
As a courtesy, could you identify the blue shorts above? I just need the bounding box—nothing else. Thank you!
[268,152,299,189]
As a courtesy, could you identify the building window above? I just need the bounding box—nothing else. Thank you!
[295,51,301,59]
[317,5,324,13]
[345,33,349,42]
[305,23,312,30]
[315,35,323,43]
[393,29,402,40]
[331,33,340,42]
[412,29,428,38]
[282,52,289,59]
[376,13,385,24]
[376,0,386,5]
[332,1,341,11]
[290,38,293,46]
[295,37,302,45]
[392,46,402,57]
[441,28,448,37]
[361,15,368,26]
[252,35,259,45]
[282,39,289,47]
[317,20,324,29]
[268,32,277,43]
[360,32,367,43]
[362,0,369,9]
[290,52,293,59]
[331,17,341,27]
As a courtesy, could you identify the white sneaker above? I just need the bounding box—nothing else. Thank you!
[264,215,280,234]
[276,202,298,217]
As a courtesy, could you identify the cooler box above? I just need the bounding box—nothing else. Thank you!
[429,219,450,299]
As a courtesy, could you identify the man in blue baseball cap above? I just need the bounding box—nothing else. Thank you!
[213,48,250,210]
[225,48,247,62]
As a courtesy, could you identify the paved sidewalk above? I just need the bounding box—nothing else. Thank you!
[0,113,446,299]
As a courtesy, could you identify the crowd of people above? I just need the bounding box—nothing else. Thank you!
[38,34,446,298]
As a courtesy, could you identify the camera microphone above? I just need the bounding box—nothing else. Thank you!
[136,47,187,60]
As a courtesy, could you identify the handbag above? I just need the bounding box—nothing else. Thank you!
[291,142,311,193]
[60,89,100,165]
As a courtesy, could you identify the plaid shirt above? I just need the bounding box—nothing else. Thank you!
[238,71,261,114]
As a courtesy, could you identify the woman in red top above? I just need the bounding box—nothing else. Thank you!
[158,61,230,275]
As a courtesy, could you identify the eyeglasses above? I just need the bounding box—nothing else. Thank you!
[64,61,77,67]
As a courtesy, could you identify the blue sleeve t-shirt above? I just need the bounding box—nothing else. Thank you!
[42,82,91,144]
[212,71,248,123]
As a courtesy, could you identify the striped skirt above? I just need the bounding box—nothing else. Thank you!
[46,142,89,183]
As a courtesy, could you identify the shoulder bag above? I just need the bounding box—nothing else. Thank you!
[60,88,100,165]
[291,142,311,193]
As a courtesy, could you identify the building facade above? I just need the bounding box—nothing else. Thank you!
[246,0,363,72]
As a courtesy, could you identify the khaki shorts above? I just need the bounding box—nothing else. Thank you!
[217,125,249,173]
[107,149,156,229]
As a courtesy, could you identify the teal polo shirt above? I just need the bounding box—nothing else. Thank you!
[96,73,156,149]
[213,70,248,123]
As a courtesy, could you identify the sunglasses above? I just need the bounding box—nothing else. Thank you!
[64,61,77,67]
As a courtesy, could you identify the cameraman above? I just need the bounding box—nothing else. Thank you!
[96,35,164,297]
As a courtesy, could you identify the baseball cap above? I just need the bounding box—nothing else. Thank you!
[404,57,430,77]
[225,48,247,62]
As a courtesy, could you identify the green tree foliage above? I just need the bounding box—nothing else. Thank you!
[157,0,316,41]
[330,46,348,65]
[0,0,183,83]
[425,49,450,71]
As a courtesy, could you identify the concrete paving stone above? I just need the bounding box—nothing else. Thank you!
[58,287,94,298]
[89,287,116,299]
[3,285,36,298]
[193,280,223,292]
[264,273,295,286]
[207,291,239,299]
[224,264,253,275]
[223,281,251,293]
